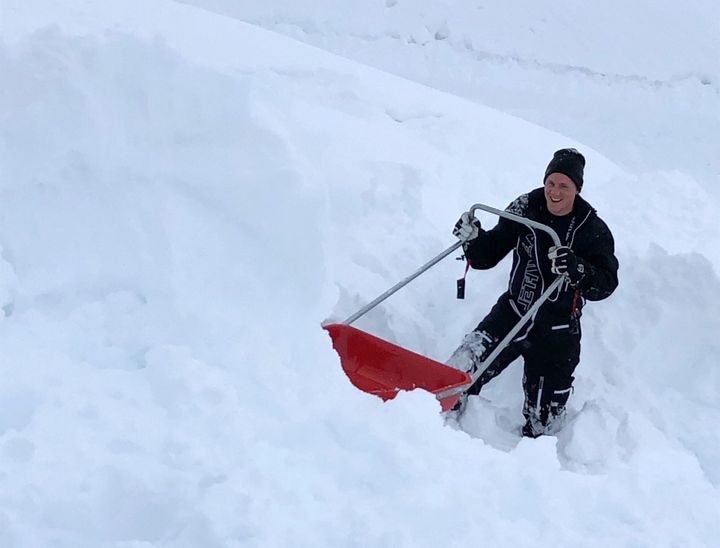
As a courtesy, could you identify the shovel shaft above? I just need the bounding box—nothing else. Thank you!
[342,241,463,325]
[434,274,566,401]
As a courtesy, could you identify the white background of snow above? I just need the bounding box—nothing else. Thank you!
[180,0,720,192]
[0,0,718,546]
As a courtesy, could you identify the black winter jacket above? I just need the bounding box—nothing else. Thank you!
[464,188,618,324]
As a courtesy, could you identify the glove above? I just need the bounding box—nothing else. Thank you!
[548,245,585,284]
[453,212,481,243]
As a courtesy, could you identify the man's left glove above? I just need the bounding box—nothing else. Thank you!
[548,245,585,284]
[453,212,481,243]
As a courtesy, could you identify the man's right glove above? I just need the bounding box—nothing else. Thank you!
[548,245,585,284]
[453,212,481,243]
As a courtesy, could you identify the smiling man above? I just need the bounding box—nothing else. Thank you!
[448,148,619,437]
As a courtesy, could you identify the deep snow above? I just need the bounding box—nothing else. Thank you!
[0,1,718,546]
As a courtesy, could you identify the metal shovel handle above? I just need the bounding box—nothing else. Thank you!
[341,240,463,325]
[469,203,562,247]
[339,202,564,333]
[435,275,566,400]
[435,203,566,400]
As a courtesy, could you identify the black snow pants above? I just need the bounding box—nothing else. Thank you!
[453,294,581,433]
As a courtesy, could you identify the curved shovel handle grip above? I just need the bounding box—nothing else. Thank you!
[435,203,568,401]
[469,203,562,248]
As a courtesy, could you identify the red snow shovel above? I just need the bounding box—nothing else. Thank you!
[323,203,566,411]
[323,323,471,411]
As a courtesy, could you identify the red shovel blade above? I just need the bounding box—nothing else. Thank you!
[323,323,471,411]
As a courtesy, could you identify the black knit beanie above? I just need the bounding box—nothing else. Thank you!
[544,148,585,191]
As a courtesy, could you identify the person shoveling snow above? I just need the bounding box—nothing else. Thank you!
[447,148,619,437]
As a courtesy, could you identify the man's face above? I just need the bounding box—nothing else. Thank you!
[544,173,578,216]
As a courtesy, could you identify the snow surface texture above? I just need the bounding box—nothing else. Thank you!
[0,0,718,546]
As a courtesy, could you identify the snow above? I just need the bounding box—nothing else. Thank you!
[181,0,720,197]
[0,0,718,546]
